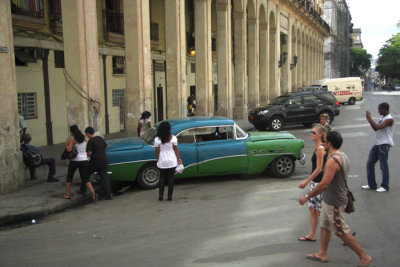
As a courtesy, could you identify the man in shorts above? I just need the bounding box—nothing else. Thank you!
[299,131,372,266]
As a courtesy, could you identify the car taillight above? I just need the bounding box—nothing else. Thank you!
[336,101,340,107]
[249,115,254,121]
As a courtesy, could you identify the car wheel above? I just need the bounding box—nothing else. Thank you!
[348,97,356,105]
[319,111,333,124]
[137,162,160,189]
[269,116,284,131]
[271,155,295,178]
[303,123,313,128]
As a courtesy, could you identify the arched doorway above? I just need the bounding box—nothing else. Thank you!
[246,0,258,110]
[259,4,268,105]
[268,11,276,99]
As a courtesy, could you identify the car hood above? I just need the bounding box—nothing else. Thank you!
[107,137,146,152]
[249,131,295,141]
[251,105,280,112]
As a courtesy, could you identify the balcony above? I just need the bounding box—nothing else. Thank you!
[49,0,62,34]
[103,10,124,43]
[292,0,330,35]
[11,0,45,31]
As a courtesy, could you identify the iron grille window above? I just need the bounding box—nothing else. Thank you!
[112,56,125,74]
[150,22,159,41]
[153,62,165,72]
[11,0,44,18]
[112,89,125,106]
[54,50,64,68]
[18,93,37,119]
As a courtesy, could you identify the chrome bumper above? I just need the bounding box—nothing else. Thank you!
[298,153,306,166]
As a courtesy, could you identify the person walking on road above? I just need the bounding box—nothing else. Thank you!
[154,121,182,201]
[362,102,394,192]
[64,125,96,201]
[319,114,332,132]
[84,127,113,200]
[299,131,372,266]
[298,125,327,242]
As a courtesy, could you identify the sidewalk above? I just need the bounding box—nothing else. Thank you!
[0,119,253,227]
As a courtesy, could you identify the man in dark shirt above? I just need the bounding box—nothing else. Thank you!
[21,134,58,182]
[82,127,113,200]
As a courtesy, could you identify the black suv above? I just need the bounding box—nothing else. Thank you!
[248,91,340,131]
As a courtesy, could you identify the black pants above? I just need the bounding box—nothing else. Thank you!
[159,167,176,198]
[80,164,112,196]
[30,158,56,179]
[67,160,89,184]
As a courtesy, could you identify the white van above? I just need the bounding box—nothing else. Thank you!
[312,77,363,105]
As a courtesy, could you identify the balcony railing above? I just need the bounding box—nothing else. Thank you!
[103,10,124,34]
[49,0,62,24]
[294,0,330,33]
[11,0,44,18]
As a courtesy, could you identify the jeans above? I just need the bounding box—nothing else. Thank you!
[159,167,176,198]
[366,144,390,190]
[29,157,56,179]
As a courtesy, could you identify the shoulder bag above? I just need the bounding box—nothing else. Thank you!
[331,156,355,213]
[61,146,78,160]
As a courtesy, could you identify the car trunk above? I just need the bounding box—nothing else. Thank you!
[107,137,145,152]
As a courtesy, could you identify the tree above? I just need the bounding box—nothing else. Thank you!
[376,22,400,81]
[350,47,372,76]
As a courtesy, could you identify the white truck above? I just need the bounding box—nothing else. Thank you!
[312,77,363,105]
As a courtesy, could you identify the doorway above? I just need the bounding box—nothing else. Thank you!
[157,86,164,122]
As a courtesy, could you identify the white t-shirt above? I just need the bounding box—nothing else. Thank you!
[154,135,178,169]
[71,141,88,161]
[376,114,395,147]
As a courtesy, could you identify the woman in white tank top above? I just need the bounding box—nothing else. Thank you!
[64,125,96,200]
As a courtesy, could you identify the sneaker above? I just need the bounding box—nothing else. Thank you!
[47,177,59,183]
[361,185,371,190]
[376,187,388,192]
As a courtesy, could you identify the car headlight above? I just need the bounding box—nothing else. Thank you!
[258,110,269,115]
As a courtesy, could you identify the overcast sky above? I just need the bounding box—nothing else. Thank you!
[348,0,400,61]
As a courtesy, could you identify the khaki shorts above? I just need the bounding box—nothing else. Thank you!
[320,202,350,236]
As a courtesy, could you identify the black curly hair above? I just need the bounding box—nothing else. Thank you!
[70,125,85,144]
[157,121,171,144]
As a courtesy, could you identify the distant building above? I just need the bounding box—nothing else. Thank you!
[323,0,352,78]
[351,28,363,49]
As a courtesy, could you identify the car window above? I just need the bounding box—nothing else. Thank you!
[320,85,328,91]
[318,92,336,103]
[194,126,233,142]
[176,129,195,144]
[287,95,302,105]
[269,96,290,105]
[303,94,318,104]
[235,125,247,139]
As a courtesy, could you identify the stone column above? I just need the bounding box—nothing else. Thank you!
[216,0,232,117]
[165,0,187,118]
[61,0,102,132]
[0,0,24,193]
[233,11,247,119]
[124,0,153,133]
[195,0,213,116]
[259,22,268,105]
[247,17,259,110]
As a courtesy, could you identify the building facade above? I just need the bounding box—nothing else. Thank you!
[323,0,351,78]
[351,28,363,49]
[0,0,329,193]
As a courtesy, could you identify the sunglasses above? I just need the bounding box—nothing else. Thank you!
[310,131,318,135]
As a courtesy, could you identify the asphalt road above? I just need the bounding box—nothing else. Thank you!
[1,91,399,267]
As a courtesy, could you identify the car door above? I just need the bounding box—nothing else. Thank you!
[284,95,304,123]
[176,129,198,177]
[194,126,248,175]
[302,94,319,122]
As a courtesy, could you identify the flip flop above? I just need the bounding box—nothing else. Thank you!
[298,236,317,241]
[306,254,328,263]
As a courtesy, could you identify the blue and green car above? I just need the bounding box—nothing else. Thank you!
[106,117,305,189]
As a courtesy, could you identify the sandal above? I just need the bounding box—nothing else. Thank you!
[63,194,71,200]
[298,236,317,242]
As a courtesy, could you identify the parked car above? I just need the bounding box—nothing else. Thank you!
[106,117,305,189]
[248,91,340,131]
[394,84,400,90]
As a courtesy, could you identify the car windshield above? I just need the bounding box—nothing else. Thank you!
[269,96,290,105]
[140,126,158,145]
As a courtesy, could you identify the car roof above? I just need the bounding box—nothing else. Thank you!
[281,90,331,97]
[161,117,235,133]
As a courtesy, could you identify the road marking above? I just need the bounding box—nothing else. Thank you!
[369,91,400,95]
[340,132,369,138]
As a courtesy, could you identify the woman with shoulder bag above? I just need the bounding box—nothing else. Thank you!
[64,125,96,201]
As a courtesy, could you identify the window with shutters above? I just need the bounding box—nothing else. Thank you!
[18,93,37,119]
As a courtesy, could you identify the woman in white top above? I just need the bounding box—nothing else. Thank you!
[154,121,182,201]
[64,125,96,200]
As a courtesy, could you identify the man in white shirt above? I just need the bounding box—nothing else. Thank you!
[362,102,394,192]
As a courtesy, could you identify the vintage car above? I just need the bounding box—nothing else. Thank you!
[106,117,305,189]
